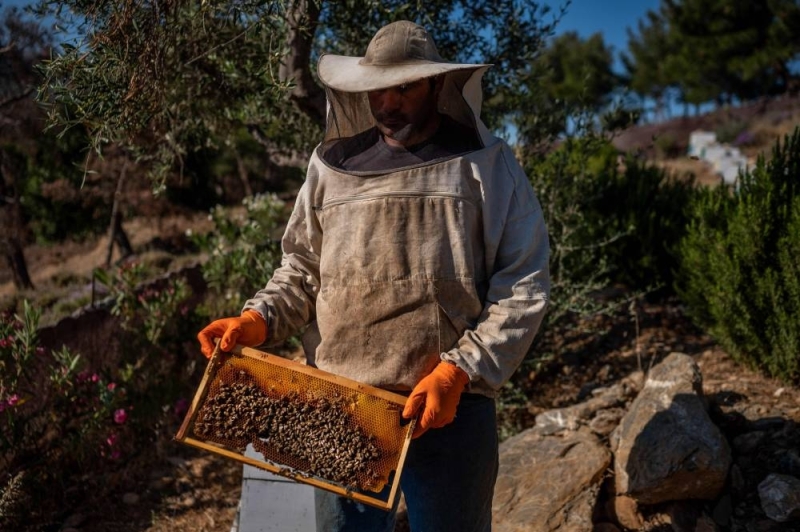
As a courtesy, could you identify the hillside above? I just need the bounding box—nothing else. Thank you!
[2,96,800,532]
[613,93,800,186]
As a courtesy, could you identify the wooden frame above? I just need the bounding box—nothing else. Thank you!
[175,344,414,510]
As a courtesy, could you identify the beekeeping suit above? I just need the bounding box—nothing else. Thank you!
[242,21,550,400]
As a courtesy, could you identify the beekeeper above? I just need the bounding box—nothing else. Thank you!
[198,20,550,532]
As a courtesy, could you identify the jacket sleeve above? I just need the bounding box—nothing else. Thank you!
[441,146,550,391]
[242,173,322,345]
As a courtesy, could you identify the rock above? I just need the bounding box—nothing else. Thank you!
[63,513,86,527]
[149,477,172,491]
[592,523,621,532]
[181,495,197,508]
[610,495,643,531]
[695,514,719,532]
[588,408,626,437]
[730,464,746,497]
[122,492,140,505]
[757,473,800,522]
[612,353,731,504]
[711,494,732,526]
[777,449,800,477]
[534,382,631,436]
[748,417,785,432]
[493,428,611,532]
[732,431,766,454]
[665,500,703,532]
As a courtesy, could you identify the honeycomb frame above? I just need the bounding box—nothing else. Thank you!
[175,343,415,510]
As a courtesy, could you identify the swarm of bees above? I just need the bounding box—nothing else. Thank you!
[193,371,384,490]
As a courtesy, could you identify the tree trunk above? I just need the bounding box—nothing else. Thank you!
[0,148,33,291]
[4,239,33,290]
[279,0,326,127]
[105,162,133,267]
[234,149,254,197]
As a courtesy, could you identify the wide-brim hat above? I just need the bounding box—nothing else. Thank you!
[318,20,490,93]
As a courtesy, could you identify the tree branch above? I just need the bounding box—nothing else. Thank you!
[0,86,34,110]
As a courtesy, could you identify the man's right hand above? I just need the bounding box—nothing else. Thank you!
[197,310,268,358]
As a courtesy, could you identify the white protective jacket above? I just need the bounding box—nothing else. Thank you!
[243,66,550,397]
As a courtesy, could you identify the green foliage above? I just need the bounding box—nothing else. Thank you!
[536,31,618,110]
[622,9,675,106]
[653,131,680,159]
[677,128,800,381]
[16,126,109,243]
[496,131,697,438]
[624,0,800,109]
[511,29,628,140]
[192,193,287,317]
[0,302,129,529]
[526,135,695,302]
[0,261,207,528]
[35,0,561,193]
[714,118,749,145]
[35,0,319,192]
[94,262,192,346]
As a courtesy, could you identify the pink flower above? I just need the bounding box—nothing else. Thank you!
[90,374,100,383]
[107,383,117,392]
[0,338,9,348]
[35,347,46,356]
[113,408,128,424]
[7,394,19,406]
[106,433,119,447]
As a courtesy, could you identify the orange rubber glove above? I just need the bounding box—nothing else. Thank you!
[402,361,470,439]
[197,310,268,359]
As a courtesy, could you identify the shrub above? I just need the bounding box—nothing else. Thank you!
[653,131,681,159]
[715,118,749,145]
[526,135,696,304]
[677,127,800,382]
[0,261,208,528]
[495,134,699,438]
[192,193,287,318]
[0,302,130,528]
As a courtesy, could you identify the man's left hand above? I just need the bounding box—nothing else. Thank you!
[402,361,470,438]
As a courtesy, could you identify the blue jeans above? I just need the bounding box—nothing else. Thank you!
[315,393,499,532]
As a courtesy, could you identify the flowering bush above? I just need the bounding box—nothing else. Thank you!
[0,303,132,528]
[94,260,191,346]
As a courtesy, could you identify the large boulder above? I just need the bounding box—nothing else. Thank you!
[493,428,611,532]
[612,352,731,504]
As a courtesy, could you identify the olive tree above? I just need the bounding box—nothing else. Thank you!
[35,0,561,192]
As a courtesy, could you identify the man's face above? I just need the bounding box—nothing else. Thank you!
[367,77,442,147]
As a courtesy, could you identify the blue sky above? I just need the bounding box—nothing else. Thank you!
[2,0,662,69]
[540,0,663,73]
